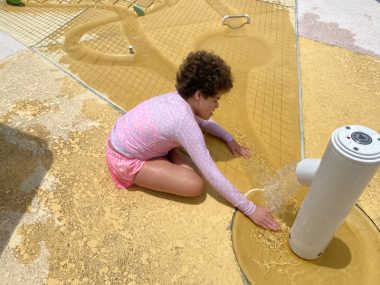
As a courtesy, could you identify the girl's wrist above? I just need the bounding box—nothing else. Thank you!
[225,136,234,143]
[245,202,257,216]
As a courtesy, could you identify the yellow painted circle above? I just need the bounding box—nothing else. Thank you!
[232,190,380,284]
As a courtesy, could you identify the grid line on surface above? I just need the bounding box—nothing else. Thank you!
[78,21,131,54]
[34,7,119,48]
[140,0,221,32]
[0,7,86,46]
[0,0,300,168]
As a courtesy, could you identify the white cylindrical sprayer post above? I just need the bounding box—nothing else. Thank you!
[289,125,380,260]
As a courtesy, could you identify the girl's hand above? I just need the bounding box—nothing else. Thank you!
[248,206,280,231]
[227,139,251,159]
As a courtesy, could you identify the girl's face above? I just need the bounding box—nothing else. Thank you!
[193,90,226,120]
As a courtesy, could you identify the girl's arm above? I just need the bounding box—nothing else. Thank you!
[196,116,251,159]
[176,115,279,230]
[178,115,254,215]
[195,116,234,142]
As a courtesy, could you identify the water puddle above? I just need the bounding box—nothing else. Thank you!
[232,164,380,284]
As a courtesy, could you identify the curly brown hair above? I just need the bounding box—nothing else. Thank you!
[175,50,233,99]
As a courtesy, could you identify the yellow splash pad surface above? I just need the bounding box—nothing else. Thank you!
[1,0,379,284]
[0,1,301,283]
[232,190,380,285]
[0,0,301,169]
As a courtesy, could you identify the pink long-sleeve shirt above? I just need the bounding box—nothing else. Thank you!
[110,92,256,215]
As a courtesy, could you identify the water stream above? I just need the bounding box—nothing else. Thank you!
[232,163,380,284]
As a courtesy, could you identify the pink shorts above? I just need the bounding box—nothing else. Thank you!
[105,137,146,189]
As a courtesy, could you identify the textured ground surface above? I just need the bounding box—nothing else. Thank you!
[0,0,379,284]
[1,47,250,284]
[299,37,380,226]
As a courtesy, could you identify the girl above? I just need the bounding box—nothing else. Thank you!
[106,50,280,231]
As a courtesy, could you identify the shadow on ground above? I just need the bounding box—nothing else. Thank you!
[0,124,53,255]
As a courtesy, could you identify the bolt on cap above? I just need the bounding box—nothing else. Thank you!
[332,125,380,164]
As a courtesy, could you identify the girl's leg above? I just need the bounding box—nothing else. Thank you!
[167,147,195,170]
[133,149,204,197]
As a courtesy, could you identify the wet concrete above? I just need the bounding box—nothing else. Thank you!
[232,190,380,284]
[298,0,380,56]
